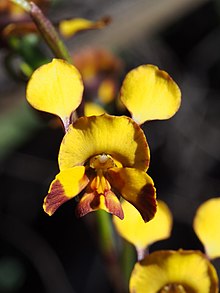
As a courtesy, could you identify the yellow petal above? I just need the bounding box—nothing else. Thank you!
[113,200,172,250]
[84,102,106,116]
[130,250,219,293]
[59,17,110,38]
[26,59,83,126]
[193,198,220,259]
[43,166,89,216]
[76,190,124,219]
[59,114,149,171]
[107,168,156,222]
[120,65,181,124]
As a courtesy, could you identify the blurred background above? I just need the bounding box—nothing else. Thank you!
[0,0,220,292]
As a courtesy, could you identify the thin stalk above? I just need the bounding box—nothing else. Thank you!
[122,241,136,286]
[96,211,126,293]
[10,0,72,63]
[96,210,116,255]
[29,2,72,63]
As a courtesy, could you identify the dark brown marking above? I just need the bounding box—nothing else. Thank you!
[44,180,70,215]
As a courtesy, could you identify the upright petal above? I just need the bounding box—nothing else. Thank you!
[107,168,156,222]
[43,166,89,216]
[26,59,83,127]
[120,65,181,124]
[113,200,172,250]
[193,198,220,259]
[129,250,218,293]
[59,114,149,171]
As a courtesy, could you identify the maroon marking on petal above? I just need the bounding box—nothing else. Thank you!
[75,192,100,218]
[107,169,156,222]
[132,183,157,222]
[44,180,69,215]
[105,191,124,219]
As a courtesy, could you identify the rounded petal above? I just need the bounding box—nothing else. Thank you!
[130,250,219,293]
[107,168,156,222]
[84,102,106,116]
[193,198,220,259]
[59,114,150,171]
[43,166,89,216]
[120,65,181,124]
[113,200,172,250]
[26,59,83,124]
[59,17,110,38]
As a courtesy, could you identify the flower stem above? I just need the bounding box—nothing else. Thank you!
[122,241,136,285]
[96,211,126,292]
[96,210,115,255]
[29,2,72,63]
[10,0,72,63]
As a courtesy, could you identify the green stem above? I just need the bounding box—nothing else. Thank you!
[29,2,72,63]
[96,210,115,254]
[122,241,136,286]
[96,211,126,292]
[10,0,72,63]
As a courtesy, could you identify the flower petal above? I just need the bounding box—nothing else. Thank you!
[113,200,172,250]
[193,198,220,259]
[107,168,156,222]
[43,166,89,216]
[120,65,181,124]
[129,250,219,293]
[59,114,149,171]
[59,17,110,38]
[26,59,83,126]
[76,190,124,219]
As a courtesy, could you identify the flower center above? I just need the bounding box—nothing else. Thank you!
[89,154,117,170]
[158,284,193,293]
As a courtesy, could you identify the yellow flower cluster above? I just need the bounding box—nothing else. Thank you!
[114,197,220,292]
[26,58,181,221]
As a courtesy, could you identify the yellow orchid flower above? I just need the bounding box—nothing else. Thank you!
[113,200,172,257]
[129,250,219,293]
[26,59,181,220]
[43,114,156,221]
[193,198,220,259]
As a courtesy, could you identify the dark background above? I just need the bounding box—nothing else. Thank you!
[0,0,220,292]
